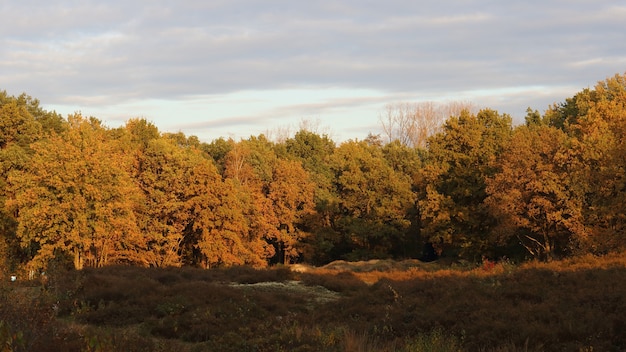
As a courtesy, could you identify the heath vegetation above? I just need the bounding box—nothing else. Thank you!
[2,254,626,351]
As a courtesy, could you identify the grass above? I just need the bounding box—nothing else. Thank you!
[1,253,626,351]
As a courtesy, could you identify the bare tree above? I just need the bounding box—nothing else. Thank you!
[379,101,475,148]
[265,118,334,143]
[264,125,292,144]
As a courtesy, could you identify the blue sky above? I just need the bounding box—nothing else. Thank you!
[2,1,625,142]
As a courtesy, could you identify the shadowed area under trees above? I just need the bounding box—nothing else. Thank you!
[1,73,626,274]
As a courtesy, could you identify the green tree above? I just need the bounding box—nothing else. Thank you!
[284,129,335,198]
[328,139,415,260]
[382,140,425,256]
[122,118,161,147]
[283,130,339,263]
[419,109,512,259]
[202,137,234,174]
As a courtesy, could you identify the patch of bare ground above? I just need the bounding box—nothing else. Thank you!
[230,280,340,307]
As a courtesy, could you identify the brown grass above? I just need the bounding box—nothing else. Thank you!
[1,253,626,351]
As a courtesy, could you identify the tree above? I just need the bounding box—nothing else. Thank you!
[219,137,281,265]
[202,137,234,174]
[564,73,626,252]
[382,140,425,255]
[419,109,512,259]
[7,115,140,270]
[122,118,161,147]
[193,176,272,268]
[485,125,585,259]
[1,92,70,273]
[379,101,475,148]
[266,158,315,264]
[222,138,278,246]
[328,140,416,260]
[132,136,205,267]
[283,130,338,263]
[0,92,46,273]
[284,130,335,183]
[219,135,318,265]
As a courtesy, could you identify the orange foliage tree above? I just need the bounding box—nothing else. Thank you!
[561,73,626,252]
[7,115,140,270]
[485,125,585,259]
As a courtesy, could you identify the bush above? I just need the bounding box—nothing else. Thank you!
[3,254,626,351]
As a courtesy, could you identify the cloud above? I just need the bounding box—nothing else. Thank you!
[2,1,625,142]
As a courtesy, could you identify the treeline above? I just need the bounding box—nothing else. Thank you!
[1,73,625,272]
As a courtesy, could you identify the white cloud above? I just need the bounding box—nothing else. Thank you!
[2,0,625,142]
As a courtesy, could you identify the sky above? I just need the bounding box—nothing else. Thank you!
[2,1,625,143]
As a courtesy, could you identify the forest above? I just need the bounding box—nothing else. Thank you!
[1,73,625,275]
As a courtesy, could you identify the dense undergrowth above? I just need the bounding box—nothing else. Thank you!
[2,254,626,351]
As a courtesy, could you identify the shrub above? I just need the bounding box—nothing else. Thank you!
[401,329,461,352]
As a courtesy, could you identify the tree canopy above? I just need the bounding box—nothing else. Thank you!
[1,73,626,272]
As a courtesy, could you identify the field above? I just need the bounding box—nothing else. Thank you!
[2,254,626,351]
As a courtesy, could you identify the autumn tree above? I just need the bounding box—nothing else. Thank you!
[267,158,315,263]
[562,73,626,252]
[0,91,65,140]
[485,125,585,259]
[218,135,317,265]
[0,93,43,273]
[1,92,68,274]
[192,176,272,268]
[132,135,201,267]
[177,144,270,268]
[7,115,140,270]
[219,137,280,265]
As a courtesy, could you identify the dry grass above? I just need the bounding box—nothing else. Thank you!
[1,253,626,351]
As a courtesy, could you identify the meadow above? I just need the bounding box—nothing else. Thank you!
[2,253,626,351]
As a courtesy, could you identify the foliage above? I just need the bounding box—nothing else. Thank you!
[1,73,626,272]
[486,125,585,259]
[419,109,513,259]
[0,92,63,274]
[566,74,626,252]
[328,140,416,260]
[133,135,222,267]
[7,115,140,270]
